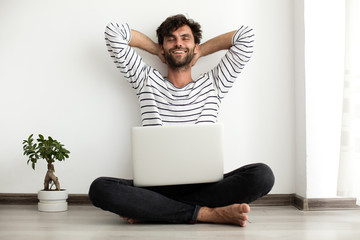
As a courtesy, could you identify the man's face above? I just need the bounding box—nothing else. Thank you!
[161,25,198,70]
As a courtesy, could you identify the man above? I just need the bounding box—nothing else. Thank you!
[89,14,275,227]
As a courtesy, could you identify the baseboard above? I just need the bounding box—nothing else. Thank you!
[2,193,294,206]
[0,193,38,205]
[0,193,91,205]
[0,193,358,210]
[252,194,359,210]
[293,194,359,210]
[250,194,295,206]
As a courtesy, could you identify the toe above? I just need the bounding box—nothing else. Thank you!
[240,203,250,213]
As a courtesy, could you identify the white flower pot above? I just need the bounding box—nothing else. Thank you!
[37,189,68,212]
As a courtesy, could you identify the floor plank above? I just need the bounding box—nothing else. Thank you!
[1,205,360,240]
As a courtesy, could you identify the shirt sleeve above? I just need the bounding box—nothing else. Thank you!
[104,22,151,93]
[210,26,255,99]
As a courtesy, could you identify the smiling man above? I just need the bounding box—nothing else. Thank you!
[89,14,275,227]
[158,17,199,71]
[161,25,197,70]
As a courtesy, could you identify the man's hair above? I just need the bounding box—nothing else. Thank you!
[156,14,202,45]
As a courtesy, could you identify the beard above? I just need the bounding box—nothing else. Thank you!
[163,46,196,70]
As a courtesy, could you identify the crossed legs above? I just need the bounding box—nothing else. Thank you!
[89,163,274,226]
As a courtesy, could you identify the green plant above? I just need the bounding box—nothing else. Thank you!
[23,134,70,191]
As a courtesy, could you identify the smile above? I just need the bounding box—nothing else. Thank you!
[171,49,187,54]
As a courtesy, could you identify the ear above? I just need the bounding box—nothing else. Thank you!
[159,44,165,54]
[158,45,167,64]
[194,43,199,54]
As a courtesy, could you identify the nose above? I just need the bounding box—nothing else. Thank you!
[175,39,183,48]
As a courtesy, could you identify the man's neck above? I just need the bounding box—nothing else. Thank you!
[167,66,193,88]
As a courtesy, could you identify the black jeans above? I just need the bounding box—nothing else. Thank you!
[88,163,275,224]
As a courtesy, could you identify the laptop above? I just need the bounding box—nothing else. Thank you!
[131,123,224,187]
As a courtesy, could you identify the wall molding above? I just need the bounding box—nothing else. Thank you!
[293,194,359,210]
[0,193,358,210]
[250,194,295,206]
[0,193,91,205]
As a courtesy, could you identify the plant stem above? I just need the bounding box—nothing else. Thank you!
[43,163,61,191]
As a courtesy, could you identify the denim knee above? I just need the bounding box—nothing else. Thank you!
[88,177,106,207]
[255,163,275,195]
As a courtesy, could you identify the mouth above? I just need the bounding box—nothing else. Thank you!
[171,49,187,55]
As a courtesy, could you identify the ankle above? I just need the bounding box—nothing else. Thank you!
[197,207,214,222]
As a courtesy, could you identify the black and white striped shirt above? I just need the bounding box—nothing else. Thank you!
[105,23,254,127]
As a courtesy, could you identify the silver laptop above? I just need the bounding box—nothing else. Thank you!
[131,123,224,187]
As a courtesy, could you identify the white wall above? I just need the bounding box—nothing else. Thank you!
[303,0,345,198]
[293,0,345,199]
[0,0,295,194]
[294,0,307,198]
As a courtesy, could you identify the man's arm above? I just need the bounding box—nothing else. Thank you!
[129,30,165,63]
[192,30,237,66]
[205,25,254,99]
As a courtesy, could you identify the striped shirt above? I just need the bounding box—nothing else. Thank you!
[105,23,254,127]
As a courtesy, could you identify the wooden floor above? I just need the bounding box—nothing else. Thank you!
[1,205,360,240]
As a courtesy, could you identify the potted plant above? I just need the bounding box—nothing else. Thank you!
[23,134,70,212]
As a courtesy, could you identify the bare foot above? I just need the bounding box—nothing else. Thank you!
[197,203,250,227]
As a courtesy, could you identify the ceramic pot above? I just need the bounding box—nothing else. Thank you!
[37,189,68,212]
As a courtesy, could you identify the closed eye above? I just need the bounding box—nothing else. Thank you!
[181,34,192,41]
